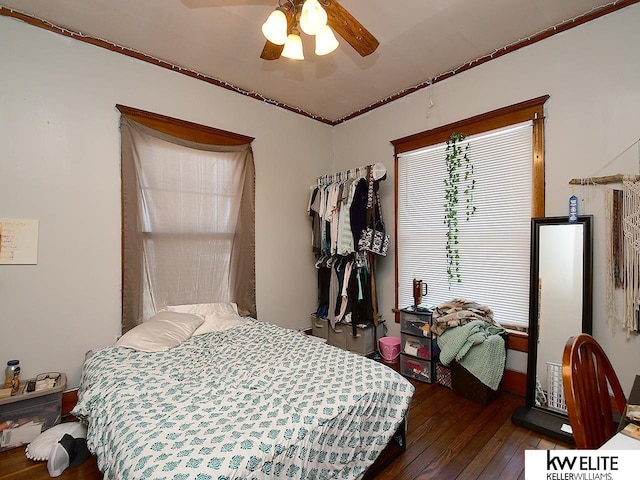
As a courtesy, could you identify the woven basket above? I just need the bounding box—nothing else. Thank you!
[436,363,452,389]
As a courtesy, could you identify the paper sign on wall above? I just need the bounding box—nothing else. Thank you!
[0,218,39,265]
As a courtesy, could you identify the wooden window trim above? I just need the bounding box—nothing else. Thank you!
[391,95,549,323]
[116,104,254,146]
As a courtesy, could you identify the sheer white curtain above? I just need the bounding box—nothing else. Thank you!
[121,117,255,330]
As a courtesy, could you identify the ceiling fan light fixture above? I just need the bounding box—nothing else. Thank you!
[282,30,304,60]
[262,9,288,45]
[299,0,327,36]
[315,25,339,56]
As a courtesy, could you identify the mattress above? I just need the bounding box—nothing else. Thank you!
[72,320,414,479]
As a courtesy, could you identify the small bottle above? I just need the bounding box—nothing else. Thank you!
[5,360,20,395]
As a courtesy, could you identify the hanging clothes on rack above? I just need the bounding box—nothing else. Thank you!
[308,163,387,331]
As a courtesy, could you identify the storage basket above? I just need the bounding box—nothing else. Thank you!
[450,331,508,405]
[546,362,567,413]
[436,363,452,389]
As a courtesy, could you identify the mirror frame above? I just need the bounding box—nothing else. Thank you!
[525,215,593,408]
[513,215,593,443]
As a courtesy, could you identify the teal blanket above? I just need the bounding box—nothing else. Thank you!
[437,320,506,391]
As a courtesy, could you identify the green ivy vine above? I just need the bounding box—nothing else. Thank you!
[444,132,476,285]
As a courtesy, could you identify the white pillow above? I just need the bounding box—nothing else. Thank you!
[116,311,204,352]
[25,422,87,461]
[193,314,249,335]
[166,302,239,317]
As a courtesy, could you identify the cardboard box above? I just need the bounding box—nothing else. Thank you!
[0,373,66,452]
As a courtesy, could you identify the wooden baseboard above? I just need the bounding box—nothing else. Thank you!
[502,368,527,397]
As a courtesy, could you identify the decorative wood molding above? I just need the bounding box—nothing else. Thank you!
[116,104,253,145]
[391,96,548,153]
[0,7,333,125]
[3,2,639,125]
[502,369,527,397]
[332,0,640,124]
[507,330,528,353]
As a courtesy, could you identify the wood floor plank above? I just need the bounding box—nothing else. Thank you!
[455,396,526,480]
[412,396,516,480]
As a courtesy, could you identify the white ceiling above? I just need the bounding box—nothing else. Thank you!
[0,0,624,123]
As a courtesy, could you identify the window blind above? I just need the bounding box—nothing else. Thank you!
[397,122,533,327]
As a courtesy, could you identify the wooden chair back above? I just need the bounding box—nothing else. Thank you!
[562,333,627,449]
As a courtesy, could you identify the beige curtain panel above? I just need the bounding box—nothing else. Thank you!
[121,117,256,332]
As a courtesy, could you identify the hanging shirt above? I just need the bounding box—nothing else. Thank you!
[336,178,358,255]
[308,187,322,253]
[350,178,369,250]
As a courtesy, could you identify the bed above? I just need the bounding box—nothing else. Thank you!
[72,310,414,480]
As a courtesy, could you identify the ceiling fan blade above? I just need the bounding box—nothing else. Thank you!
[260,41,285,60]
[325,0,379,57]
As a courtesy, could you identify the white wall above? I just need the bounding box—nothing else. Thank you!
[2,5,639,393]
[0,16,331,387]
[331,4,640,393]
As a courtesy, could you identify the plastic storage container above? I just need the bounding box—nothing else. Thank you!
[402,335,436,360]
[400,312,432,337]
[0,373,66,452]
[400,354,433,382]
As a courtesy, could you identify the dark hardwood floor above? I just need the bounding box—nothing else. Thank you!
[0,379,570,480]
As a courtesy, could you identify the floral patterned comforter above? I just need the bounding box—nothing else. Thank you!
[72,321,414,480]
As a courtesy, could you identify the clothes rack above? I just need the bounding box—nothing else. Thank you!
[309,163,389,354]
[316,162,387,186]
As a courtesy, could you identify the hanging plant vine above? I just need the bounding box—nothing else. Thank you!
[444,132,476,285]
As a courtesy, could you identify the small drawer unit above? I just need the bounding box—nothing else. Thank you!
[400,308,438,383]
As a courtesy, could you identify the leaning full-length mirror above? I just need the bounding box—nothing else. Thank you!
[512,216,593,442]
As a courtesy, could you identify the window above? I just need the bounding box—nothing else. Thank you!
[119,105,255,331]
[392,96,547,328]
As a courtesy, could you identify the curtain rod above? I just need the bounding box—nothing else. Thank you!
[569,174,640,185]
[316,162,387,186]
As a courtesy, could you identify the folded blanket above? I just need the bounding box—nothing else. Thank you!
[431,298,497,336]
[437,319,506,391]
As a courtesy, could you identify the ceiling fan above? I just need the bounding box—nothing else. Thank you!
[260,0,379,60]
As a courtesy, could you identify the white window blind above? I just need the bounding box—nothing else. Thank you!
[397,122,533,327]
